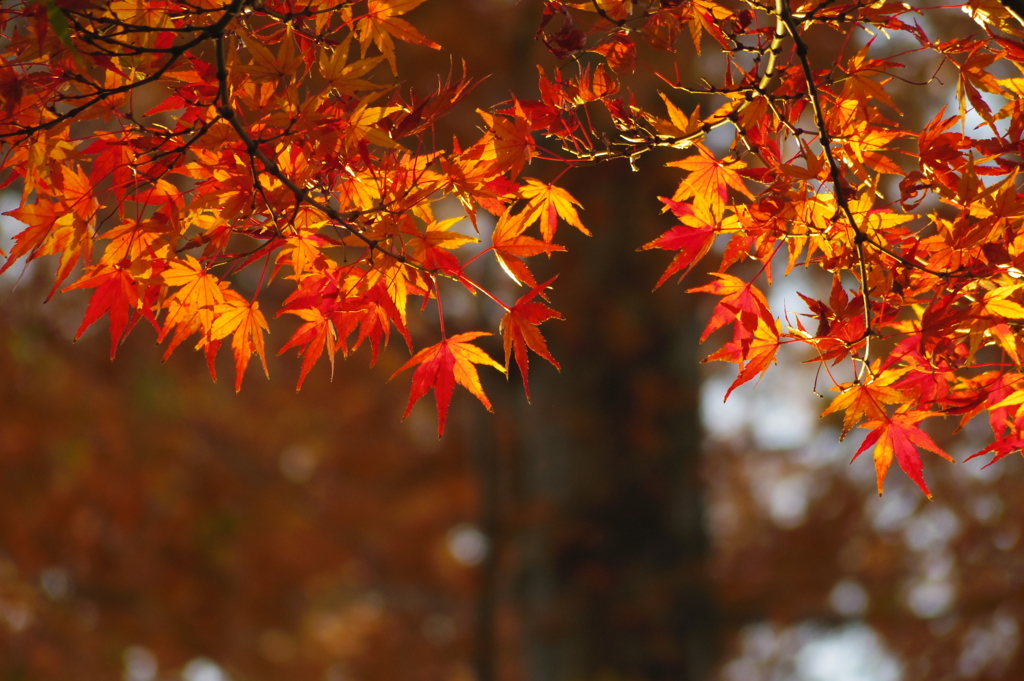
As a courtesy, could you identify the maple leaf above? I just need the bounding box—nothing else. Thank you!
[285,272,414,365]
[279,307,337,390]
[955,44,1003,130]
[688,0,732,55]
[1,202,60,271]
[519,178,589,242]
[668,144,754,222]
[704,316,781,399]
[357,0,441,74]
[210,292,270,392]
[406,217,478,277]
[917,108,969,192]
[500,278,563,401]
[821,376,906,439]
[392,332,505,437]
[649,94,703,138]
[334,290,410,363]
[97,219,174,280]
[591,35,637,75]
[158,256,225,353]
[968,435,1024,466]
[58,164,98,222]
[981,289,1024,319]
[574,63,620,102]
[319,47,386,96]
[238,31,305,93]
[854,412,954,497]
[490,208,566,287]
[793,279,869,364]
[688,273,772,343]
[641,198,716,288]
[839,43,903,115]
[474,103,536,179]
[65,264,141,359]
[1,199,94,298]
[275,232,333,279]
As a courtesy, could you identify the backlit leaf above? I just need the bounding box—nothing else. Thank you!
[392,332,505,437]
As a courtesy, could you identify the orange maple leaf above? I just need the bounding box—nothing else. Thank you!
[276,232,333,279]
[318,47,386,96]
[58,165,98,222]
[500,278,563,401]
[688,0,732,54]
[591,35,636,75]
[854,411,954,498]
[331,280,413,364]
[1,199,94,298]
[406,216,478,277]
[822,376,906,439]
[955,44,1002,129]
[238,31,305,92]
[704,316,781,399]
[210,292,270,392]
[668,144,754,222]
[650,94,703,138]
[357,0,440,74]
[520,178,589,242]
[490,208,566,287]
[392,331,505,437]
[0,201,60,271]
[158,256,225,352]
[476,103,536,179]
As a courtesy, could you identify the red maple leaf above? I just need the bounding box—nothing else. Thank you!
[854,411,954,498]
[641,198,717,288]
[65,264,141,359]
[392,331,506,437]
[689,273,772,343]
[500,278,563,401]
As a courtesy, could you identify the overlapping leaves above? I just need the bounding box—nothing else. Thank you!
[4,0,1024,496]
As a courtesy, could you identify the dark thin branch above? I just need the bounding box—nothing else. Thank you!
[776,0,876,381]
[212,34,417,268]
[0,0,247,141]
[565,9,787,166]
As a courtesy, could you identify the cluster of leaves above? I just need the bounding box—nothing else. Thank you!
[3,0,1024,495]
[528,0,1024,497]
[0,0,580,437]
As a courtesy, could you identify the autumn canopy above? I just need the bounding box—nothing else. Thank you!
[2,0,1024,496]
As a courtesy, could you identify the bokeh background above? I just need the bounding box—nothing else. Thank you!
[1,1,1023,680]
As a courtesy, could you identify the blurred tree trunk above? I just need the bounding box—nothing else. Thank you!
[507,163,716,681]
[411,4,718,678]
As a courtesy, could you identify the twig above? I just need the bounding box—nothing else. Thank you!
[777,0,875,381]
[213,34,415,267]
[0,0,247,141]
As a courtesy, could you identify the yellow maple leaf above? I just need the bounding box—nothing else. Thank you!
[238,30,305,93]
[211,291,270,392]
[160,255,225,345]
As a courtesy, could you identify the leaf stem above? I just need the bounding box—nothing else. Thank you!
[776,0,874,382]
[213,33,417,269]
